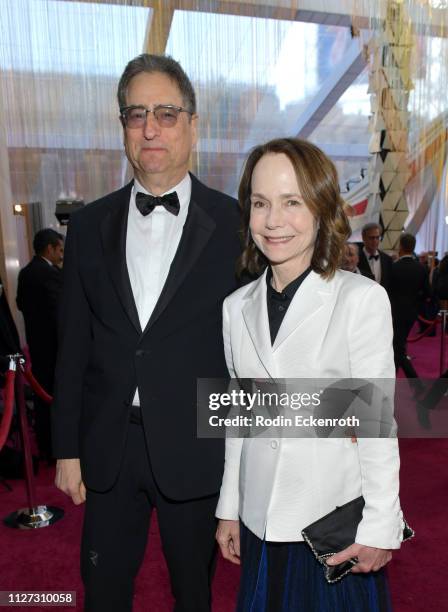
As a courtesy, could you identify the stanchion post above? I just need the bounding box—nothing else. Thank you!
[3,354,64,529]
[440,310,447,377]
[15,360,37,511]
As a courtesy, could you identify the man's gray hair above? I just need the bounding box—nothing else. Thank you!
[361,222,382,237]
[117,54,196,114]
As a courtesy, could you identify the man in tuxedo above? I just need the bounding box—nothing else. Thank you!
[17,228,64,461]
[358,222,393,292]
[389,233,430,380]
[52,54,240,612]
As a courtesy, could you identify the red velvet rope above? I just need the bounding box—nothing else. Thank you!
[21,366,53,404]
[0,368,16,451]
[408,316,440,343]
[417,314,440,326]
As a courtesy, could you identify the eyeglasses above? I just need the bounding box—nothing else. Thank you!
[119,104,193,129]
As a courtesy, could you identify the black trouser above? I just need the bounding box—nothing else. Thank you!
[393,317,419,379]
[421,369,448,409]
[81,422,218,612]
[31,363,54,459]
[33,395,53,458]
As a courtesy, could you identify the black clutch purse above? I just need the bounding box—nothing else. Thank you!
[301,496,415,583]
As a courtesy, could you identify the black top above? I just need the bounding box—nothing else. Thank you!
[389,256,430,321]
[16,255,62,386]
[266,267,312,343]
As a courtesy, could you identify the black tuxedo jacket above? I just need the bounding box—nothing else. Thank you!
[0,276,20,358]
[17,256,62,387]
[389,257,430,322]
[52,175,241,500]
[357,247,393,293]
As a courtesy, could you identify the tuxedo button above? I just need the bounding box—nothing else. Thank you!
[135,349,145,357]
[270,440,278,449]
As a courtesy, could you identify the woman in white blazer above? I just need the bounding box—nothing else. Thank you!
[215,138,405,611]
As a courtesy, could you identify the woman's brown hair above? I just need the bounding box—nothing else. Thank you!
[238,138,351,279]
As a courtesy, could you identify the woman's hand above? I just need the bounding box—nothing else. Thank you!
[216,519,241,565]
[326,543,392,573]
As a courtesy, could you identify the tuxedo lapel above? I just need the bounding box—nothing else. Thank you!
[242,270,276,379]
[100,183,141,334]
[272,271,330,352]
[358,249,374,280]
[142,195,216,335]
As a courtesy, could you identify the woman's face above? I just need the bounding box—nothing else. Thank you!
[249,153,318,274]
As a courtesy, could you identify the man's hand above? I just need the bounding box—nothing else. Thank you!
[55,458,86,505]
[326,543,392,573]
[216,519,241,565]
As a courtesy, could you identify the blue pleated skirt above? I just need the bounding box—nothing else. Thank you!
[237,522,393,612]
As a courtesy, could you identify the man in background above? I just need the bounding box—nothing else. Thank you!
[389,232,430,382]
[358,222,393,292]
[342,242,361,274]
[17,228,64,462]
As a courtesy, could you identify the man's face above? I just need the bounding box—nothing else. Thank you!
[343,244,359,272]
[47,240,64,266]
[122,71,197,193]
[362,227,381,255]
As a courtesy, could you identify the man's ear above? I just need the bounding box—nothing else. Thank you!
[190,114,199,149]
[41,245,51,259]
[120,116,127,145]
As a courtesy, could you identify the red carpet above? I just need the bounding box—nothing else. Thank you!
[1,329,447,611]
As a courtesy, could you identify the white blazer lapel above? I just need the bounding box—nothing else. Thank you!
[242,269,277,378]
[272,271,332,352]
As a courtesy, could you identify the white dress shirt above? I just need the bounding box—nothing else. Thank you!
[363,246,381,283]
[126,173,191,405]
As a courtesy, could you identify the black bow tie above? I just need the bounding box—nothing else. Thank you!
[369,254,379,261]
[135,191,180,217]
